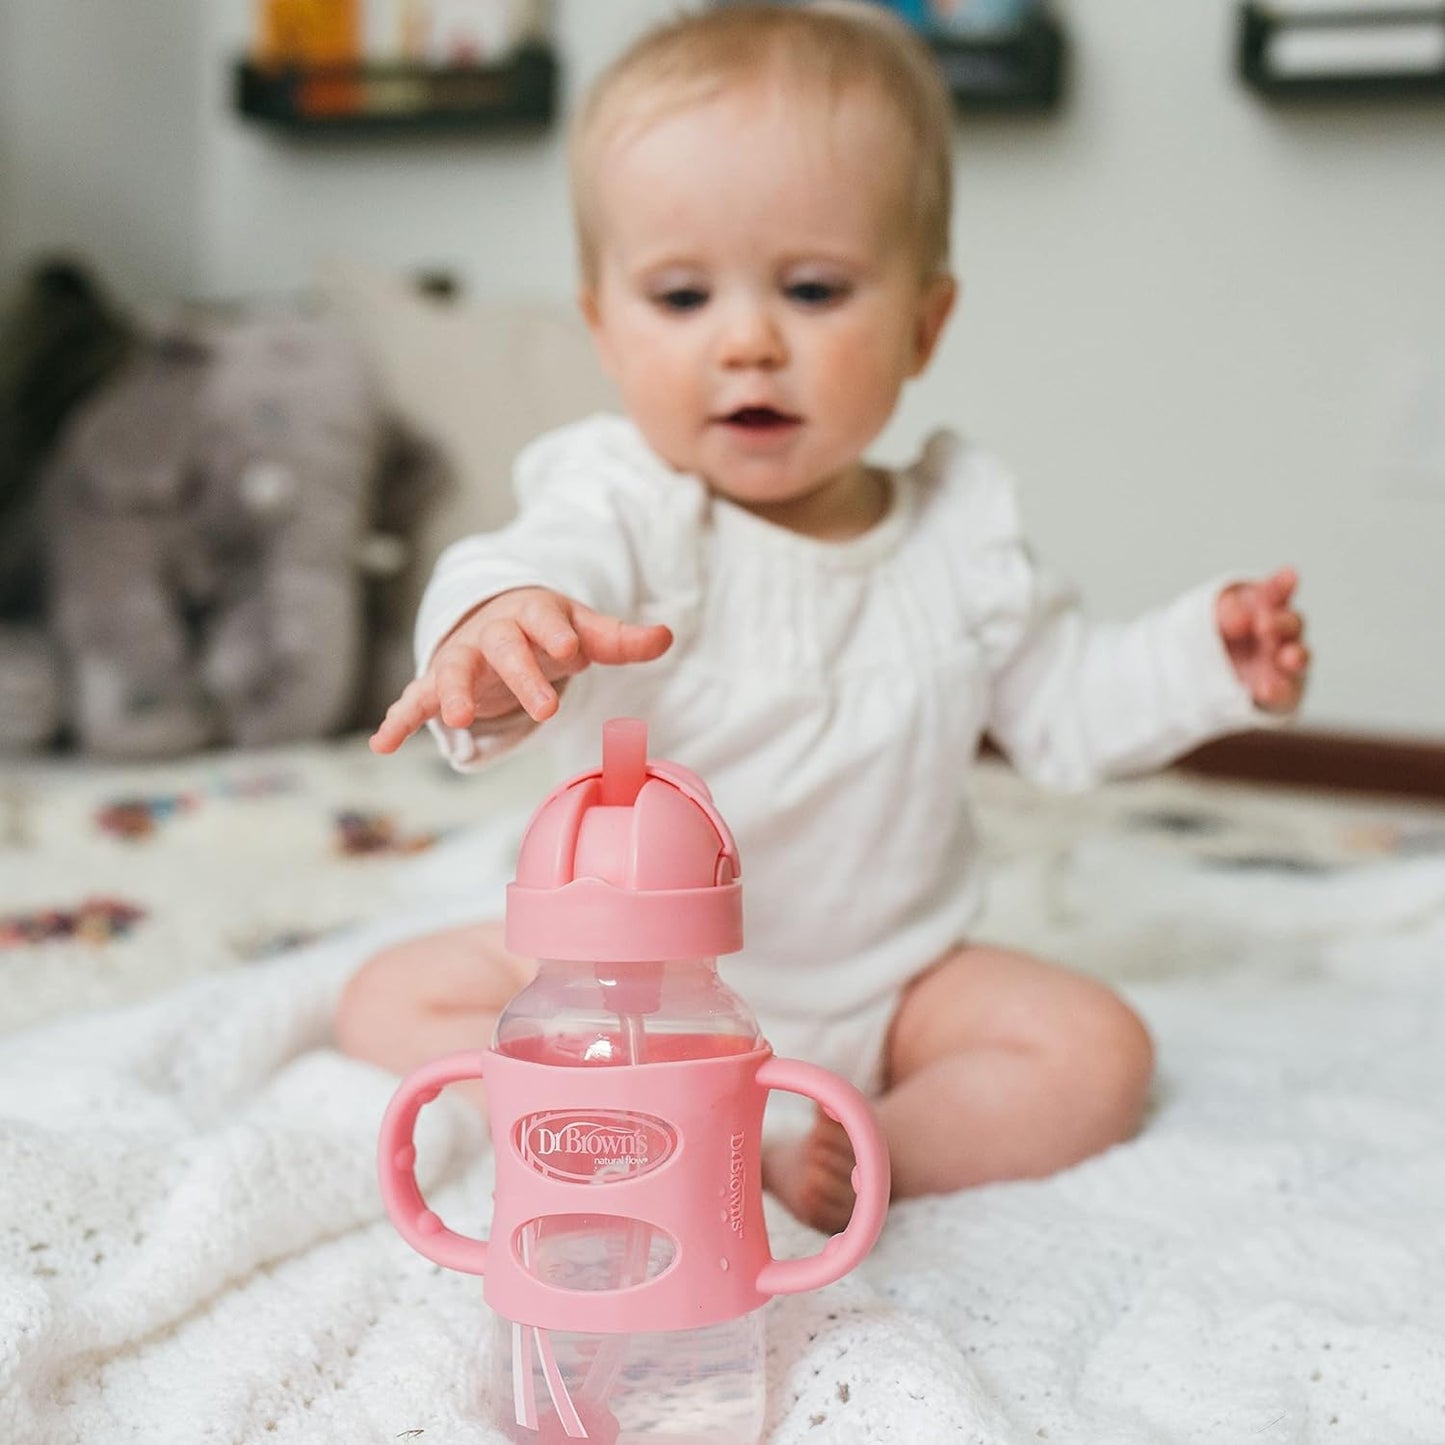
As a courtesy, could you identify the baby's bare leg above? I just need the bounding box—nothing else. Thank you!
[767,946,1154,1232]
[334,920,533,1108]
[879,946,1154,1198]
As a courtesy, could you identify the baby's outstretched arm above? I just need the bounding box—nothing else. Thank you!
[369,585,672,753]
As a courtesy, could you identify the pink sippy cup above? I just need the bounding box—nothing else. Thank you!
[378,718,889,1443]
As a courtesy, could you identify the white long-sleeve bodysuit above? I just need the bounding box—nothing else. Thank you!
[419,415,1261,1091]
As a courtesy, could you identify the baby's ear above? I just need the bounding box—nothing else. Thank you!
[578,287,601,332]
[909,275,957,377]
[578,288,619,382]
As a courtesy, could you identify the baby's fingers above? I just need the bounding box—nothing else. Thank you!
[570,604,674,667]
[1260,671,1305,712]
[1216,585,1257,644]
[370,677,439,754]
[481,618,561,721]
[517,592,583,667]
[1264,566,1299,607]
[1271,610,1304,645]
[1278,641,1311,676]
[436,648,485,729]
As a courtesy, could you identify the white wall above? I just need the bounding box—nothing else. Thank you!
[4,0,1443,736]
[901,1,1445,740]
[0,0,205,300]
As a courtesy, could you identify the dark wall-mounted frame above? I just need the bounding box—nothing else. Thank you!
[707,1,1066,114]
[234,44,558,135]
[928,12,1066,113]
[1238,2,1445,100]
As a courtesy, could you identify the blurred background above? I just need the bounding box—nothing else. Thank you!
[2,0,1443,758]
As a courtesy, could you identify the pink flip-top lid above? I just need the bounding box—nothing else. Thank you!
[504,718,743,962]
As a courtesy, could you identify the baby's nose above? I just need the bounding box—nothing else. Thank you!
[717,303,787,370]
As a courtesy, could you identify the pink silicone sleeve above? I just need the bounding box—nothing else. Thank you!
[753,1057,890,1296]
[377,1049,490,1276]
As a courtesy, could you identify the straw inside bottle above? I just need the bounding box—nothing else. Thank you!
[514,973,656,1439]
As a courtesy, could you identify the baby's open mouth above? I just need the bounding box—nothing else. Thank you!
[718,406,801,430]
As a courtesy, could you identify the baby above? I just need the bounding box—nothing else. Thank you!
[337,2,1309,1235]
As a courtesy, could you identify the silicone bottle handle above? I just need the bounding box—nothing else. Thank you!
[753,1056,890,1296]
[377,1049,490,1276]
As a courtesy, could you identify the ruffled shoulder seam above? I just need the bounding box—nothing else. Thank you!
[912,428,1024,553]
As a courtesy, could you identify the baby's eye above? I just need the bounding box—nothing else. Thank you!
[653,287,709,313]
[784,279,850,307]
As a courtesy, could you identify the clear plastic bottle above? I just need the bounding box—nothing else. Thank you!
[380,721,886,1442]
[485,954,767,1444]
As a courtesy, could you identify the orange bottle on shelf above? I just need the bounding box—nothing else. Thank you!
[255,0,362,115]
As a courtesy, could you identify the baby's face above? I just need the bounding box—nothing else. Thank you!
[581,83,953,515]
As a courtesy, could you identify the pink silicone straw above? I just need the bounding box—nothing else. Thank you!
[599,717,648,805]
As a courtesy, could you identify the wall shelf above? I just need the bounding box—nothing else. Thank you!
[233,44,557,135]
[1238,3,1445,100]
[927,13,1066,113]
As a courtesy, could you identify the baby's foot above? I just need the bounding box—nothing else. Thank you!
[762,1108,858,1236]
[444,1079,488,1115]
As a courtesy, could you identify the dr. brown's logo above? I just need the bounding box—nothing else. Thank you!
[517,1110,677,1183]
[725,1131,746,1236]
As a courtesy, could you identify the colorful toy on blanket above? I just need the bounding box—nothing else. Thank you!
[93,773,297,841]
[378,719,890,1443]
[0,896,146,949]
[95,793,201,841]
[332,809,439,856]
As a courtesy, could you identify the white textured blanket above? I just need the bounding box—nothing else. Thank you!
[3,750,1445,1444]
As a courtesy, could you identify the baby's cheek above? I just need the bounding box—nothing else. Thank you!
[616,336,708,467]
[813,326,905,434]
[619,330,701,416]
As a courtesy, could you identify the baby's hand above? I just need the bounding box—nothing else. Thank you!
[1216,566,1310,714]
[369,587,673,754]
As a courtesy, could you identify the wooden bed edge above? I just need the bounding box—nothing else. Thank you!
[1175,728,1445,803]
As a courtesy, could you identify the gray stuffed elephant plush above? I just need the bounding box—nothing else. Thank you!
[0,259,134,752]
[43,311,394,757]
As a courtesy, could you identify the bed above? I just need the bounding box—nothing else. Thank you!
[3,726,1443,1444]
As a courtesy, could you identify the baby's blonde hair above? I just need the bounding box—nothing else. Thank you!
[569,2,954,288]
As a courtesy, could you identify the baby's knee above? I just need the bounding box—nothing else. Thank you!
[334,940,419,1060]
[1072,989,1155,1143]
